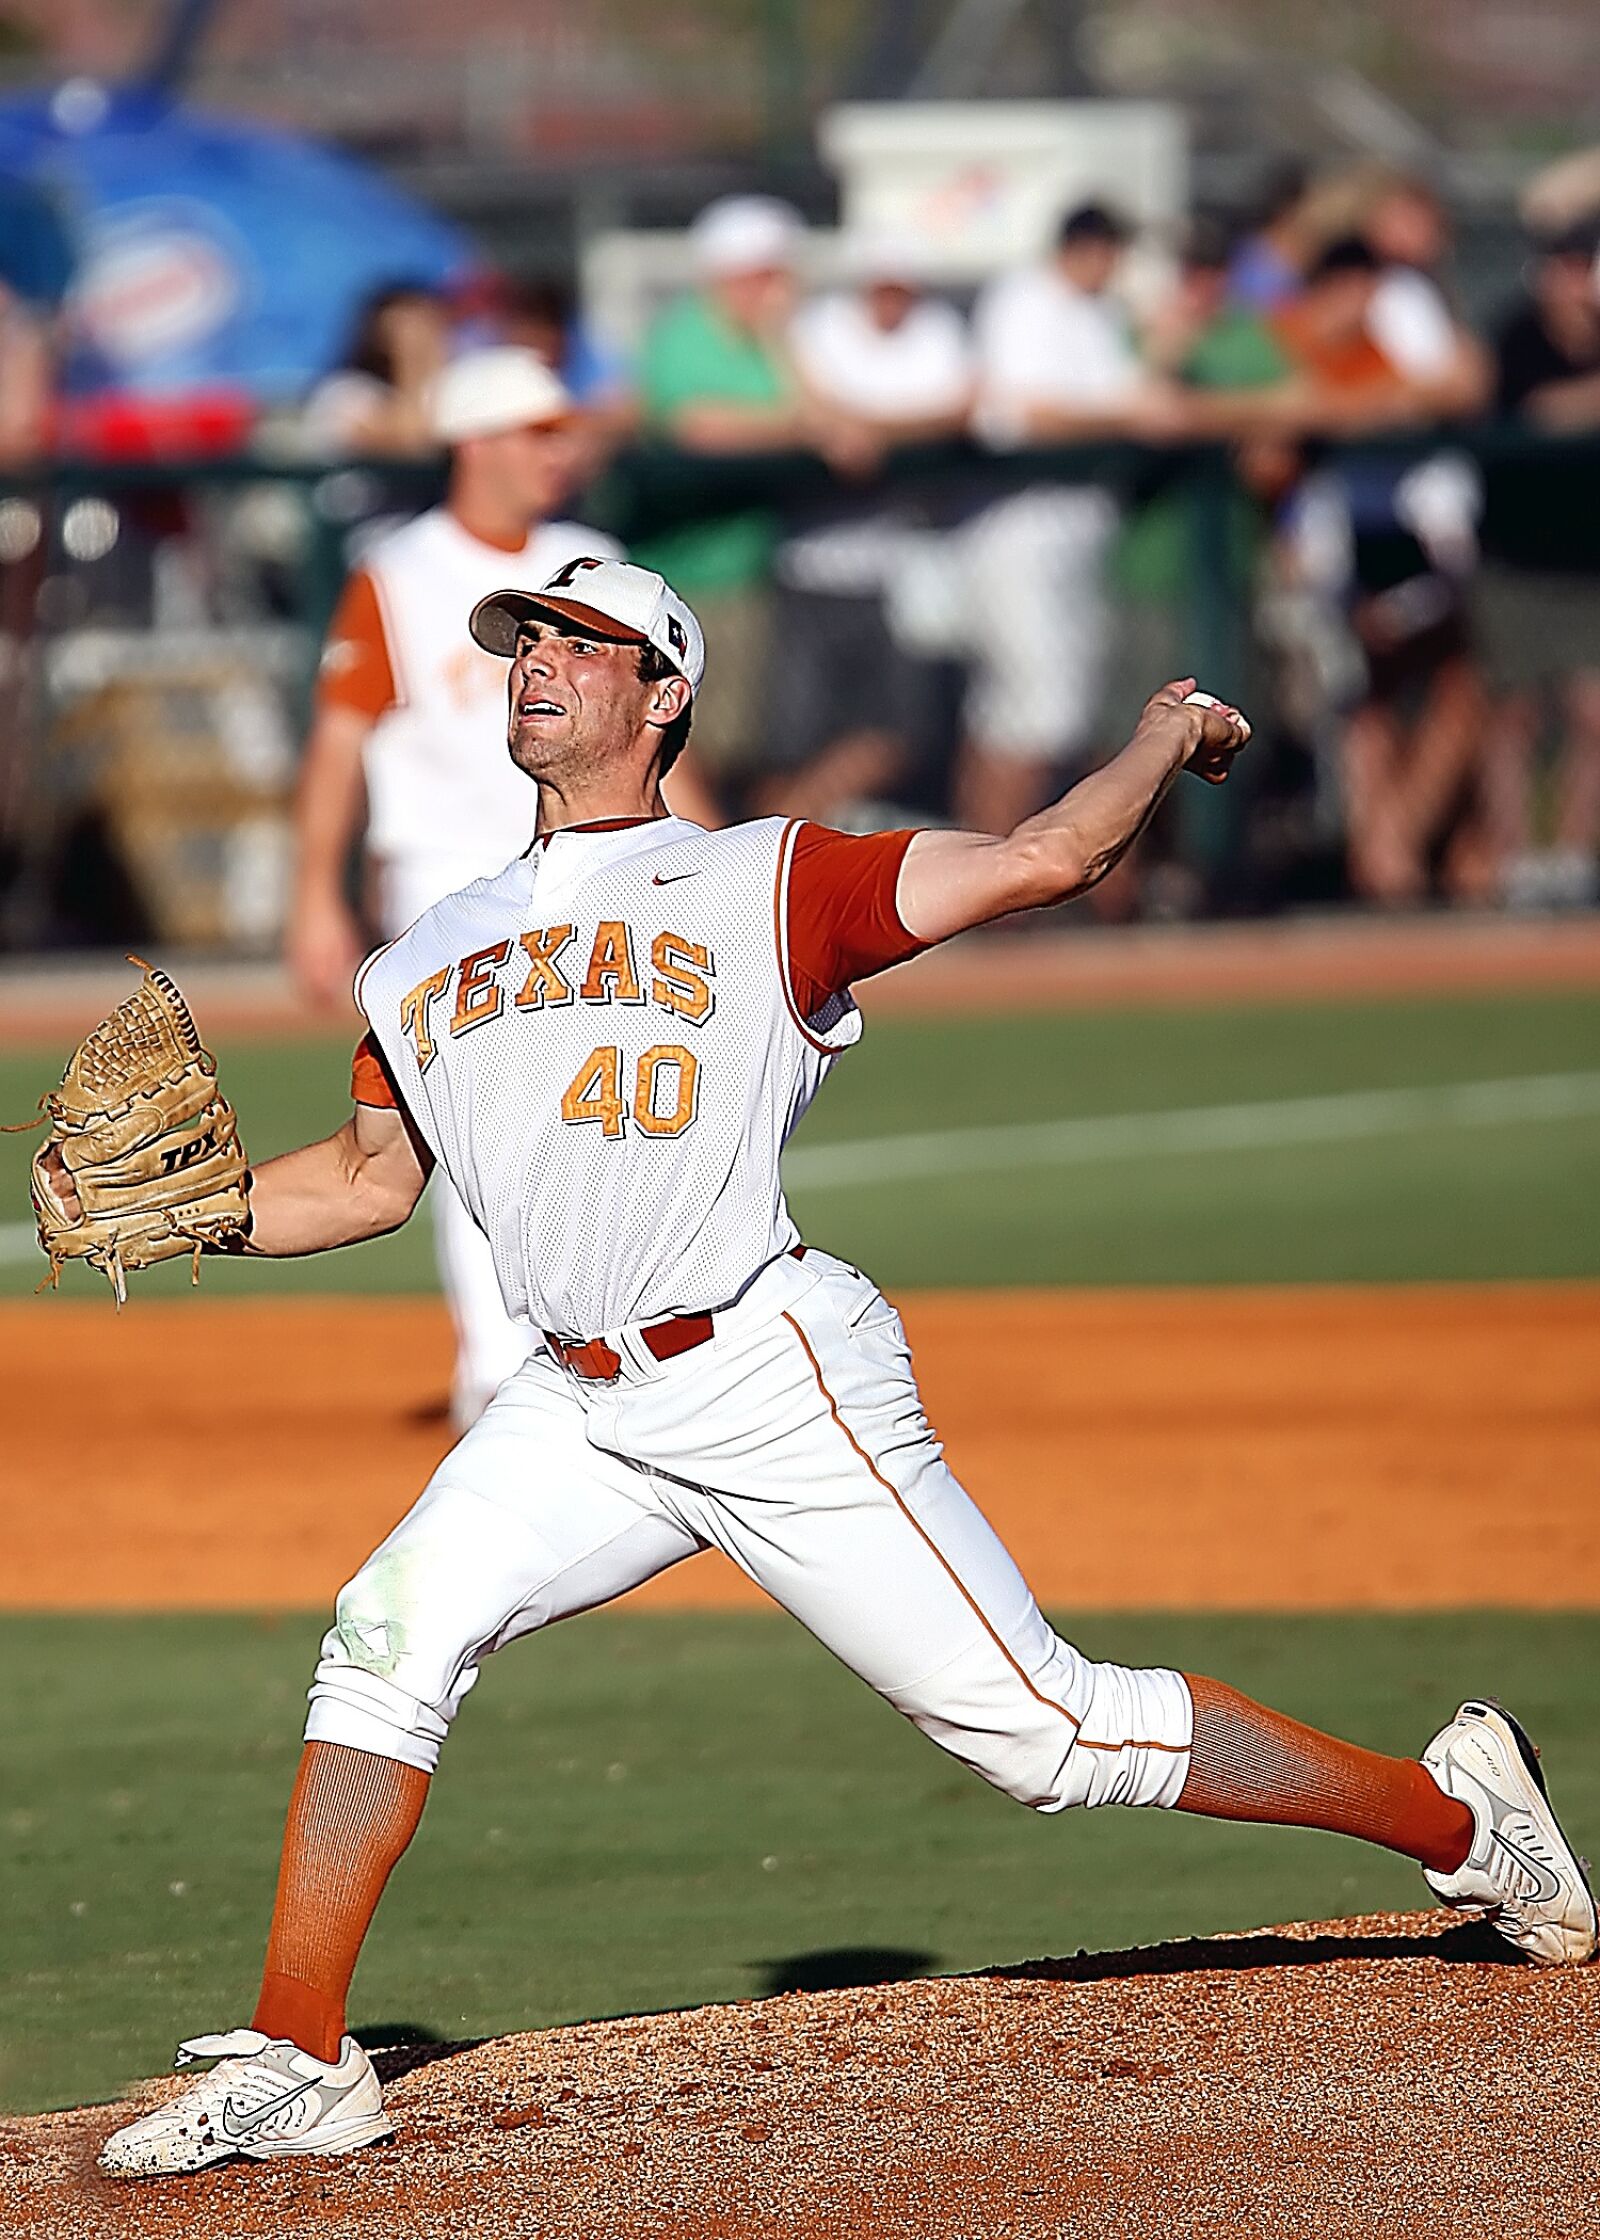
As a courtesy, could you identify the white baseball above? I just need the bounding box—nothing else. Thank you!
[1183,689,1251,743]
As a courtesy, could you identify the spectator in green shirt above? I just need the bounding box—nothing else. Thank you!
[1117,215,1296,619]
[1110,217,1301,906]
[636,196,850,784]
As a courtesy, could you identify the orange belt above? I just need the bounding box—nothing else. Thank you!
[546,1248,806,1382]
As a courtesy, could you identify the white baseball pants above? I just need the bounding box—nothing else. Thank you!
[307,1249,1194,1812]
[378,854,534,1426]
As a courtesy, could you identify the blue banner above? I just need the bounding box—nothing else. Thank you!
[0,82,479,400]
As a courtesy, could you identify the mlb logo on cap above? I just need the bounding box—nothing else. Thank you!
[469,559,706,696]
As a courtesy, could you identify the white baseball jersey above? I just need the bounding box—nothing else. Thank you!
[317,810,1196,1824]
[356,815,861,1341]
[324,508,624,878]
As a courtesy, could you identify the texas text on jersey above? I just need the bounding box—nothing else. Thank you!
[351,815,925,1342]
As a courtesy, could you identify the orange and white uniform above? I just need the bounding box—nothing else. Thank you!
[317,508,624,1416]
[354,815,877,1338]
[306,814,1196,1815]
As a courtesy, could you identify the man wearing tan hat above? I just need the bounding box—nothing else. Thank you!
[288,344,624,1426]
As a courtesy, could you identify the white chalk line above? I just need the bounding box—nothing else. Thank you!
[0,1069,1594,1260]
[782,1070,1600,1190]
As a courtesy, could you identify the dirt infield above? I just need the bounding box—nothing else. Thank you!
[3,1908,1591,2239]
[870,909,1600,1014]
[2,910,1596,1046]
[4,1281,1597,1612]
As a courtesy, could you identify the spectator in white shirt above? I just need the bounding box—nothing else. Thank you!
[1363,176,1489,416]
[756,238,974,821]
[958,203,1187,836]
[791,238,973,434]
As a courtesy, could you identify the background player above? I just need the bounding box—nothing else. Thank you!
[288,346,623,1425]
[87,559,1593,2177]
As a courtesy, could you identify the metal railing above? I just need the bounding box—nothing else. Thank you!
[0,427,1596,954]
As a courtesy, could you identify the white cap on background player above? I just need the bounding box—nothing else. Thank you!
[430,347,571,445]
[690,194,804,277]
[469,558,706,695]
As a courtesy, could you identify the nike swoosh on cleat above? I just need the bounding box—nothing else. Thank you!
[220,2079,317,2140]
[1491,1828,1564,1906]
[651,870,701,885]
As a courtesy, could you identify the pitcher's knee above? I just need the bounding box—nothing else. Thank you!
[1052,1659,1194,1810]
[897,1646,1193,1813]
[301,1572,475,1775]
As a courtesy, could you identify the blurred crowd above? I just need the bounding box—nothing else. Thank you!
[8,153,1600,930]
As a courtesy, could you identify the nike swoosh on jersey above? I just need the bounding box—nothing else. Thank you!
[220,2079,317,2140]
[651,870,702,885]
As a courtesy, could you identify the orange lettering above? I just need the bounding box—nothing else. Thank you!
[650,931,714,1025]
[633,1044,699,1136]
[515,925,575,1009]
[581,921,642,1004]
[399,967,452,1072]
[450,940,510,1035]
[559,1045,626,1138]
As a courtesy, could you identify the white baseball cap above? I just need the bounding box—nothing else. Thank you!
[469,558,706,695]
[430,346,571,444]
[690,194,804,278]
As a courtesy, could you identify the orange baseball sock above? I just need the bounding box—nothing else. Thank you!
[1177,1674,1474,1874]
[252,1740,431,2064]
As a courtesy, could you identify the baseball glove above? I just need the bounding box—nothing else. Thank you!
[19,956,251,1302]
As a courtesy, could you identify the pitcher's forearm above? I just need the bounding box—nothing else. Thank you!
[245,1132,421,1257]
[1015,722,1193,900]
[899,687,1248,945]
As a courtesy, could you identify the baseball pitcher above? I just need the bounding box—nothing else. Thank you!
[38,558,1590,2178]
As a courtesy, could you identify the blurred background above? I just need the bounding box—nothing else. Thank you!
[0,0,1599,952]
[2,0,1599,2128]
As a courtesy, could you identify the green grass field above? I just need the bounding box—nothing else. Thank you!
[6,1610,1597,2116]
[3,989,1598,1295]
[3,983,1597,2117]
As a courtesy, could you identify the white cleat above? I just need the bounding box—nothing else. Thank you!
[1421,1700,1597,1966]
[98,2028,391,2177]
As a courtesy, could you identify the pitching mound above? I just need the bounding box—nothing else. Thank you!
[4,1911,1590,2240]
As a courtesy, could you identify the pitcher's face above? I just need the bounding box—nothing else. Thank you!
[505,619,653,779]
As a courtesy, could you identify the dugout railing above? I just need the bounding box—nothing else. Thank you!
[0,427,1595,955]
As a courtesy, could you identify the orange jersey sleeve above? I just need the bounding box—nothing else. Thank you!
[315,569,398,722]
[350,1031,401,1109]
[784,822,929,1020]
